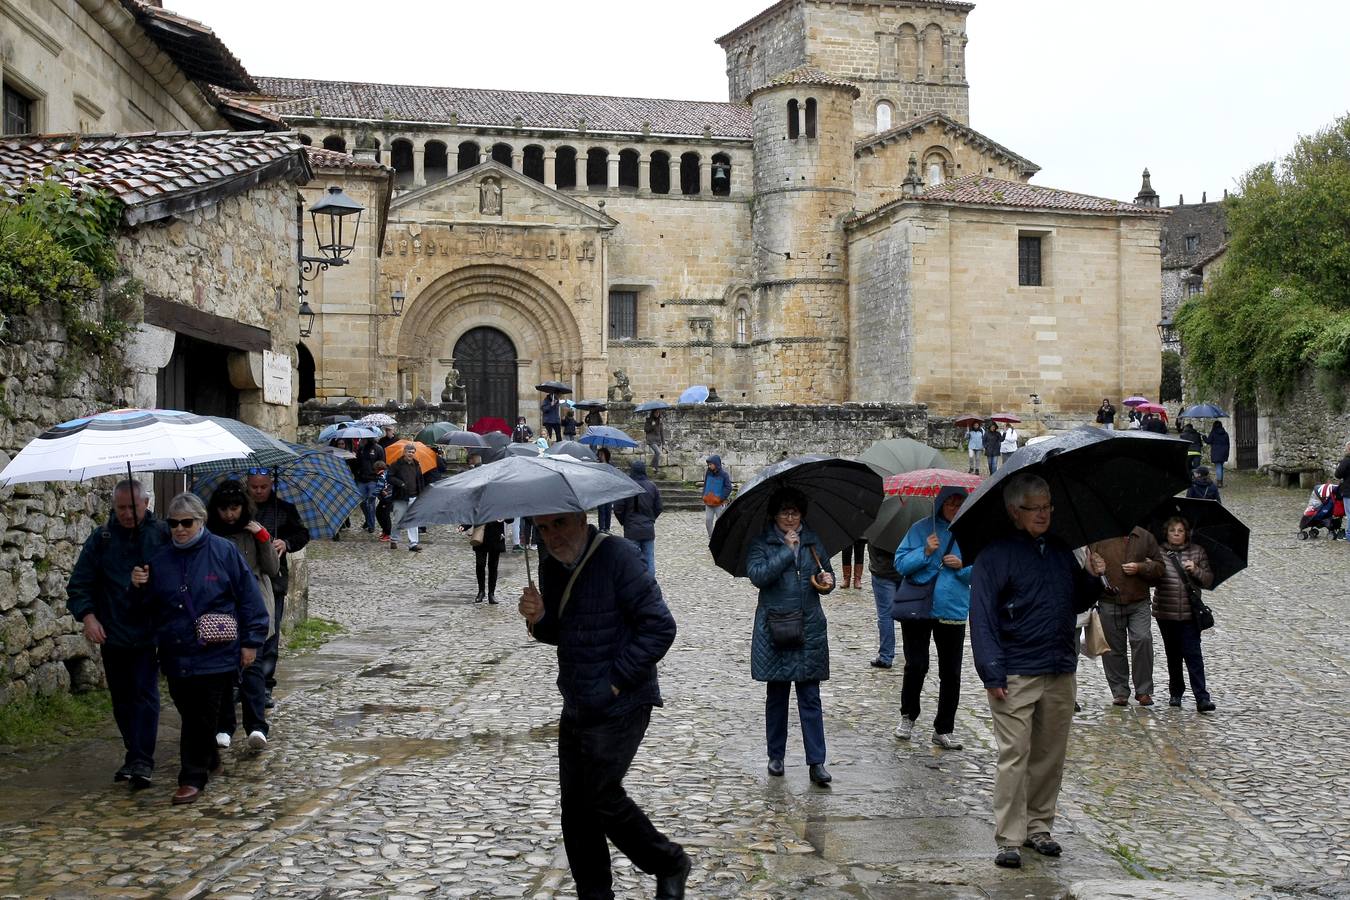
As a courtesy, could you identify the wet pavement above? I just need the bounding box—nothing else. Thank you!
[0,471,1347,898]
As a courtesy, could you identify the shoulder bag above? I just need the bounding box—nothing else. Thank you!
[765,539,807,650]
[892,533,955,621]
[1166,551,1214,631]
[178,556,238,647]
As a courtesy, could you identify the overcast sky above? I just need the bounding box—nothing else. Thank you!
[171,0,1349,202]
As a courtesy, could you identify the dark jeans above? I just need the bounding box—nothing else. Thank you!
[102,644,160,771]
[559,705,685,899]
[166,671,234,788]
[216,659,268,737]
[765,680,826,764]
[474,546,501,595]
[900,619,966,735]
[986,454,999,475]
[597,503,612,532]
[376,499,393,536]
[259,594,285,692]
[1157,618,1209,703]
[545,423,562,441]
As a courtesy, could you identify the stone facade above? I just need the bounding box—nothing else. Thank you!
[1158,197,1227,352]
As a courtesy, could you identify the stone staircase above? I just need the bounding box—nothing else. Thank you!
[651,477,707,511]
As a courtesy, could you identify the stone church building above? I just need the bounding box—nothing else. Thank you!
[240,0,1164,425]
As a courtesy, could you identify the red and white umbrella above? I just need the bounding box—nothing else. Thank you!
[883,468,983,498]
[990,413,1021,424]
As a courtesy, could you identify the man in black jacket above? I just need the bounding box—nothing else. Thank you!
[386,442,427,552]
[246,471,311,706]
[354,438,384,532]
[614,459,662,574]
[518,512,690,899]
[66,479,171,788]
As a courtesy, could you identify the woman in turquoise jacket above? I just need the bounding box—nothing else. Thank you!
[892,485,972,750]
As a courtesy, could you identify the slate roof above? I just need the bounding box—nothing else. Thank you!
[856,111,1040,176]
[848,175,1168,225]
[119,0,256,92]
[249,77,754,140]
[1160,200,1228,270]
[0,131,310,226]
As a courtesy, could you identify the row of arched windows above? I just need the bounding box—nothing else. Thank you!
[304,134,732,195]
[786,99,818,140]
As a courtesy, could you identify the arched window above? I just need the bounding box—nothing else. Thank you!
[922,25,944,81]
[804,98,817,139]
[424,141,448,183]
[875,100,894,132]
[711,152,731,196]
[787,99,799,139]
[923,147,952,186]
[586,148,608,190]
[457,141,481,171]
[522,145,545,183]
[491,142,513,167]
[555,146,577,188]
[391,139,414,188]
[298,134,312,146]
[321,134,346,152]
[679,152,700,195]
[618,149,640,190]
[735,306,749,344]
[650,150,671,194]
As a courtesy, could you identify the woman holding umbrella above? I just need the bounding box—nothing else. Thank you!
[746,487,837,786]
[1154,516,1216,712]
[892,486,973,750]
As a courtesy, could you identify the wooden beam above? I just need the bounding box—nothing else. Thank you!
[143,295,272,353]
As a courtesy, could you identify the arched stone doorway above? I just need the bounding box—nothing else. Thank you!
[454,327,518,426]
[297,342,316,403]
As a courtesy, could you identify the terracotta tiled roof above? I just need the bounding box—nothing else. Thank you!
[248,77,753,140]
[764,66,859,92]
[0,131,310,225]
[848,175,1168,225]
[119,0,256,92]
[304,146,388,171]
[856,111,1040,176]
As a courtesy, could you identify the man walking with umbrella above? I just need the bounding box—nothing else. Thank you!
[518,511,691,899]
[246,471,311,707]
[969,473,1105,869]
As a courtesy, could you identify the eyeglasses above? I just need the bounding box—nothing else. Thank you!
[166,517,198,528]
[775,509,802,517]
[1018,504,1054,515]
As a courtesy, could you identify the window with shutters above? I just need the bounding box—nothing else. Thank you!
[1018,236,1042,286]
[608,291,637,339]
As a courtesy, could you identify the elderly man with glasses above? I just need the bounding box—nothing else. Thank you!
[969,473,1105,870]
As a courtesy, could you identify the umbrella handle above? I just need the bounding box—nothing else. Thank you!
[524,544,536,589]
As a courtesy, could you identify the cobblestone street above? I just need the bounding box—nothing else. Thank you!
[1,471,1347,899]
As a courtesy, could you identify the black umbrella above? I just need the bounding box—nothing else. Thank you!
[573,399,607,411]
[709,456,882,577]
[535,381,573,394]
[1144,497,1249,589]
[438,430,490,449]
[544,440,598,461]
[950,428,1192,565]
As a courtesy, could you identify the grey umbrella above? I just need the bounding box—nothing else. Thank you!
[505,443,542,458]
[439,430,490,448]
[544,440,598,461]
[858,438,946,552]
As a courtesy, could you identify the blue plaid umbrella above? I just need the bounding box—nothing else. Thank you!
[189,441,361,539]
[183,417,297,478]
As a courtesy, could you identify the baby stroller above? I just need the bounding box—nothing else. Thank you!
[1299,483,1344,540]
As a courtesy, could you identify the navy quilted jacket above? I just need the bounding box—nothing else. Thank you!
[747,525,834,683]
[531,528,676,723]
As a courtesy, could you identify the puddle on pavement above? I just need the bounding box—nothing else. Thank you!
[356,662,410,678]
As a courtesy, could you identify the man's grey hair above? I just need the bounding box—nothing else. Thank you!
[165,491,207,521]
[1003,473,1051,514]
[113,479,146,500]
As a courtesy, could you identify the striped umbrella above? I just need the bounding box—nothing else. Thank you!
[182,417,298,478]
[883,468,983,499]
[0,408,249,486]
[189,441,361,539]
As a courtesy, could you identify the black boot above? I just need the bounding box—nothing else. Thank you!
[475,591,485,603]
[655,854,692,899]
[487,593,498,605]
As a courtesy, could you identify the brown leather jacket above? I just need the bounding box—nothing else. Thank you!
[1090,527,1163,604]
[1153,542,1214,621]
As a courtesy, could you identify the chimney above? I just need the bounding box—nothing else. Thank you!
[1202,191,1207,203]
[1134,168,1159,207]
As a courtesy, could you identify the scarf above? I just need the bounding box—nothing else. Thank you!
[172,526,209,550]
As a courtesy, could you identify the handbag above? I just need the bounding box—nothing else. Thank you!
[1082,608,1111,657]
[702,491,724,507]
[766,609,804,650]
[469,524,486,546]
[195,613,238,646]
[892,533,955,621]
[1166,551,1215,631]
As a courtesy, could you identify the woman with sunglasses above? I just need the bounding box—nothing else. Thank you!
[205,480,279,752]
[139,492,269,805]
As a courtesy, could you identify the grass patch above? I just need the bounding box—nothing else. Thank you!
[0,689,113,747]
[1106,838,1154,879]
[284,617,346,653]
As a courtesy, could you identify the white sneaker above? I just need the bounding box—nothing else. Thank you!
[247,730,268,751]
[893,717,915,741]
[214,732,231,749]
[932,732,964,751]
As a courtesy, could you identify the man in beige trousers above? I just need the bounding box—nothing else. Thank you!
[968,473,1105,868]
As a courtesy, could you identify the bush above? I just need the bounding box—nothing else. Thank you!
[1160,350,1182,401]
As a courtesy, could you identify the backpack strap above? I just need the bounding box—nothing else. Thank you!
[558,532,609,619]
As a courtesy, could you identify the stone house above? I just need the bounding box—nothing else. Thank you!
[234,0,1164,424]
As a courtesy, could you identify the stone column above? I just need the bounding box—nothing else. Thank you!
[638,155,650,194]
[511,150,523,171]
[699,159,711,196]
[544,152,557,189]
[607,153,619,190]
[574,154,586,190]
[412,146,426,187]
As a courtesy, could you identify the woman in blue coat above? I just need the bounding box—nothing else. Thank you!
[1204,421,1230,487]
[746,488,836,785]
[140,492,269,805]
[892,486,973,750]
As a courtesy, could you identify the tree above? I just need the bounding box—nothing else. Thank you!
[1160,350,1181,402]
[1177,114,1350,400]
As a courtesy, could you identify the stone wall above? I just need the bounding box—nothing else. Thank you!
[1259,371,1350,476]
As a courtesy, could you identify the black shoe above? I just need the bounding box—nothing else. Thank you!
[128,764,153,791]
[409,544,423,553]
[1197,699,1216,713]
[766,758,784,777]
[808,763,832,785]
[655,854,692,900]
[487,594,498,605]
[475,592,485,603]
[995,846,1022,868]
[264,693,275,709]
[870,657,893,669]
[1169,695,1183,707]
[113,765,133,783]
